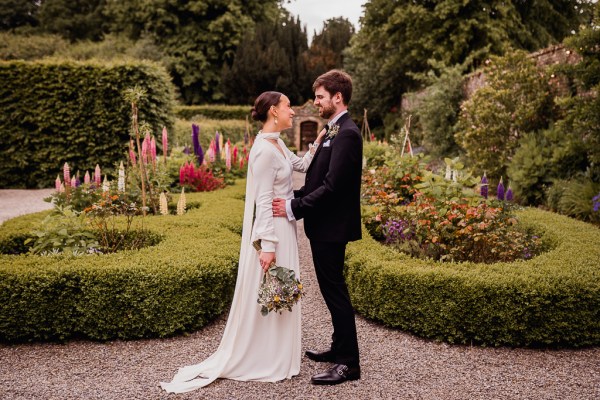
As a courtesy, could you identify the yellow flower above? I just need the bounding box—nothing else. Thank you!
[297,284,303,290]
[274,296,280,303]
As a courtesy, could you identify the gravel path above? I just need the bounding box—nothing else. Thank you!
[0,189,54,225]
[1,175,599,400]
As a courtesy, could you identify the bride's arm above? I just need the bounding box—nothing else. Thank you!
[285,128,327,173]
[251,146,279,253]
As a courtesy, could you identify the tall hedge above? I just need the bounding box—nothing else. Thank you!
[0,59,175,189]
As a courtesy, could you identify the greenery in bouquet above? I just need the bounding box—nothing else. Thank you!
[252,240,304,316]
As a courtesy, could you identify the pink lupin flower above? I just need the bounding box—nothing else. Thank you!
[71,176,76,187]
[95,164,101,186]
[129,140,137,166]
[150,136,157,163]
[162,126,168,163]
[84,171,91,185]
[233,146,238,166]
[55,175,61,192]
[225,140,231,171]
[63,162,71,187]
[142,134,149,164]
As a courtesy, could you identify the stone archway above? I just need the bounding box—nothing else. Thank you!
[282,100,326,153]
[300,120,318,151]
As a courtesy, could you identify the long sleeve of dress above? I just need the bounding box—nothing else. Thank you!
[250,146,279,252]
[285,144,314,173]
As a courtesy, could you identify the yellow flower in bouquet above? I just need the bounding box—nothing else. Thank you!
[253,240,305,316]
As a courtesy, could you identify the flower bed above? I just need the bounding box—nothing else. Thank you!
[0,182,245,342]
[345,208,600,347]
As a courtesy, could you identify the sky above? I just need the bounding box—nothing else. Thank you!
[283,0,366,43]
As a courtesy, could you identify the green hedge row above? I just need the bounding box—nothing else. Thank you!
[174,104,251,121]
[0,59,175,189]
[346,208,600,347]
[0,182,245,342]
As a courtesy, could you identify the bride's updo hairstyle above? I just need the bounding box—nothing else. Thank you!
[251,91,283,122]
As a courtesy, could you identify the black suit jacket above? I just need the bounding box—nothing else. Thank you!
[291,113,363,243]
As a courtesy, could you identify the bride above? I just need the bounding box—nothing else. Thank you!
[160,91,325,393]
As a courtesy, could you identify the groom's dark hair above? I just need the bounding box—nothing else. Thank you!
[312,69,352,105]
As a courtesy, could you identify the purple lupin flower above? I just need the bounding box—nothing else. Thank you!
[480,172,488,199]
[192,124,204,165]
[506,185,513,202]
[592,193,600,212]
[497,177,505,201]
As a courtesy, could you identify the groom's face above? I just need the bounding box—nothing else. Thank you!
[314,86,337,120]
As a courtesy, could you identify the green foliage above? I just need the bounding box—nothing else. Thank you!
[507,127,588,205]
[404,64,465,158]
[304,17,355,81]
[0,182,245,342]
[104,0,280,104]
[0,59,175,188]
[345,208,600,347]
[455,50,554,179]
[553,4,600,172]
[546,178,600,225]
[37,0,106,42]
[0,32,68,60]
[345,0,589,123]
[25,205,99,256]
[0,0,39,30]
[174,105,251,121]
[221,11,310,105]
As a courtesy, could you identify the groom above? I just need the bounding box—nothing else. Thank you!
[273,69,362,385]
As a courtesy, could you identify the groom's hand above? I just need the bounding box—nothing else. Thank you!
[272,198,287,218]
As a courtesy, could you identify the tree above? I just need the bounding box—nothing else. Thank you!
[38,0,107,41]
[455,50,555,179]
[554,2,600,175]
[104,0,280,104]
[345,0,594,123]
[304,17,355,80]
[0,0,39,30]
[221,11,309,105]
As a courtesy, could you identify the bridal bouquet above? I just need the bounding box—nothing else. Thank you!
[253,240,305,316]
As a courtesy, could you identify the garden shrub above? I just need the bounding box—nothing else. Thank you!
[0,182,245,342]
[345,208,600,347]
[0,59,175,189]
[174,104,251,121]
[173,118,249,149]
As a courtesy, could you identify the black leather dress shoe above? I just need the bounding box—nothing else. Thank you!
[310,364,361,385]
[304,349,336,363]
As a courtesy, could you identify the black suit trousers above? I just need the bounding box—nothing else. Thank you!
[310,240,360,368]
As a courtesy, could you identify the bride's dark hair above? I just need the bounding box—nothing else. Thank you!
[251,91,283,122]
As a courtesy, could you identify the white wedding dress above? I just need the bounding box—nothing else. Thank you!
[161,132,314,393]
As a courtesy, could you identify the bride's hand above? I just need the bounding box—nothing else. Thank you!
[315,127,327,145]
[259,251,276,272]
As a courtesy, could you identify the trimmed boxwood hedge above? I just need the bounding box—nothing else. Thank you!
[0,182,245,342]
[174,104,250,121]
[0,59,175,189]
[346,207,600,347]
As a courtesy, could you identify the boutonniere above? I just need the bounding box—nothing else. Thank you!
[326,124,340,139]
